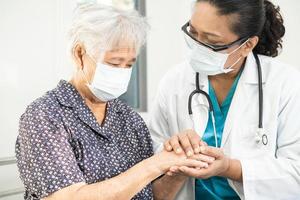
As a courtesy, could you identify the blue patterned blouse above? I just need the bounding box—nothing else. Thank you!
[15,80,154,200]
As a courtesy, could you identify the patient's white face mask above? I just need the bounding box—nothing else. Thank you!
[185,35,249,76]
[82,57,132,102]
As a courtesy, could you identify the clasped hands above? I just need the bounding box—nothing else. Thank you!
[163,130,230,179]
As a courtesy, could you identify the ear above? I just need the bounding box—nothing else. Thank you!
[72,43,86,70]
[241,36,259,57]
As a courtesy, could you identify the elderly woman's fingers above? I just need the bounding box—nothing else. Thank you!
[200,146,223,159]
[166,166,187,177]
[166,166,184,176]
[191,154,215,164]
[169,166,180,173]
[181,158,209,169]
[166,171,174,176]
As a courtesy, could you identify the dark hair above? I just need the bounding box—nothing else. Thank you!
[196,0,285,57]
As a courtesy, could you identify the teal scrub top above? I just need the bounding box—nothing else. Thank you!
[195,72,242,200]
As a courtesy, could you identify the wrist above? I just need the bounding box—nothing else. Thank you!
[220,158,242,181]
[219,157,231,177]
[153,151,175,173]
[147,153,168,176]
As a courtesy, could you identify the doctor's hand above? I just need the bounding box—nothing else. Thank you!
[168,146,242,181]
[177,146,229,179]
[164,129,208,157]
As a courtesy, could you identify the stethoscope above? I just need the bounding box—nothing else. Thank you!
[188,53,268,147]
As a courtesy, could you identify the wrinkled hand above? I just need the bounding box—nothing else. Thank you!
[154,150,211,174]
[163,130,216,176]
[169,146,230,179]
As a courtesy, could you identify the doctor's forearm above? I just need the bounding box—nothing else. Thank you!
[221,159,243,182]
[153,175,188,200]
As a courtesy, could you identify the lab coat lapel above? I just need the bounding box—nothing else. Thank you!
[221,53,266,147]
[179,63,210,138]
[191,73,210,138]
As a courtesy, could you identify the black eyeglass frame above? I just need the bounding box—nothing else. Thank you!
[182,21,249,52]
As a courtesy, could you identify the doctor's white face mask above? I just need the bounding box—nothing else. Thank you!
[83,58,132,102]
[185,35,249,76]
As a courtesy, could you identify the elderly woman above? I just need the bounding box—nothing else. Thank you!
[15,4,210,200]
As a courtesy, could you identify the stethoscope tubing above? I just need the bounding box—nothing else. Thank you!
[188,54,267,146]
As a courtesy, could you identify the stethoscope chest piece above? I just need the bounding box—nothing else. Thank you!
[262,134,268,145]
[256,128,268,146]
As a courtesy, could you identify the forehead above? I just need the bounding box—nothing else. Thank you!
[191,2,238,39]
[103,48,137,59]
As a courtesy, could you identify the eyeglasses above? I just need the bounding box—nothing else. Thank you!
[181,21,249,52]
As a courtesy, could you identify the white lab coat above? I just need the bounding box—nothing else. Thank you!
[148,52,300,200]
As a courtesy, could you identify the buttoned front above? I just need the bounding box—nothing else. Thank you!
[16,80,153,200]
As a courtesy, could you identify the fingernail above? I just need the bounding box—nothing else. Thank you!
[194,147,200,153]
[167,146,172,150]
[176,148,182,153]
[187,151,193,156]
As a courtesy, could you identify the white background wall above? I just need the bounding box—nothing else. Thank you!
[0,0,299,199]
[0,0,75,197]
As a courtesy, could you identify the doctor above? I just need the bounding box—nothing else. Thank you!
[150,0,300,199]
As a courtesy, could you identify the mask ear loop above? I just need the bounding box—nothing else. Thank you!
[81,67,92,86]
[228,38,250,55]
[80,50,106,85]
[224,39,250,73]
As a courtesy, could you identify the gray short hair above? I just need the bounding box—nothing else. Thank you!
[68,3,149,57]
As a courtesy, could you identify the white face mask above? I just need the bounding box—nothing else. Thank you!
[83,62,132,102]
[185,35,248,76]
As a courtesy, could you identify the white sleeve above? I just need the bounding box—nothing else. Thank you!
[147,81,171,154]
[232,80,300,200]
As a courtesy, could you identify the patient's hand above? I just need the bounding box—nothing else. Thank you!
[167,146,231,180]
[165,152,216,176]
